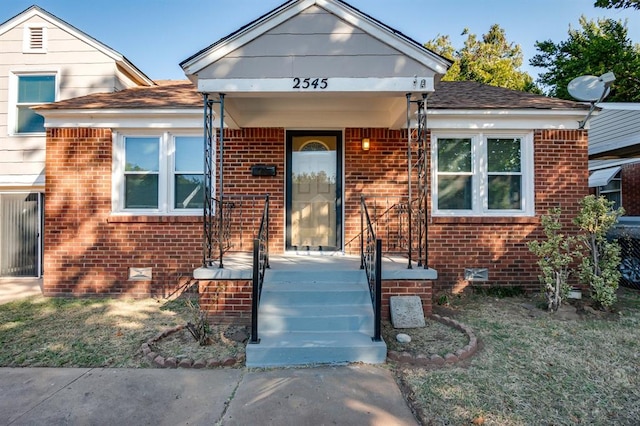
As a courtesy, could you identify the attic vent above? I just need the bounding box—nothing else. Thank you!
[23,25,46,53]
[29,27,44,49]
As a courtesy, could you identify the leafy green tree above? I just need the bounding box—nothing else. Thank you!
[594,0,640,9]
[425,25,540,93]
[530,16,640,101]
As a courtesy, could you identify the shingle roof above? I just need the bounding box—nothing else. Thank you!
[35,80,589,111]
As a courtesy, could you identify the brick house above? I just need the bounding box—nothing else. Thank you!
[36,0,590,361]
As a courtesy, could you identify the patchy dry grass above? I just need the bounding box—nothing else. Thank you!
[382,318,467,357]
[0,295,242,368]
[398,288,640,426]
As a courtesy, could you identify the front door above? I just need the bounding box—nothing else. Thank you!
[286,131,342,251]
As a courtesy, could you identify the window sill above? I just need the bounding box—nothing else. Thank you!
[431,216,539,225]
[107,215,202,224]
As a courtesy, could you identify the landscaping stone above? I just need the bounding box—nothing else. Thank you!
[390,296,425,328]
[396,333,411,343]
[178,359,193,368]
[165,357,178,368]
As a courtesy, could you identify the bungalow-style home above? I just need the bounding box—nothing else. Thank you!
[0,6,153,278]
[588,103,640,288]
[35,0,591,364]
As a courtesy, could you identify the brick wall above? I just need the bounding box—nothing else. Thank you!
[622,162,640,216]
[427,129,588,293]
[198,280,252,324]
[44,128,202,297]
[44,126,588,300]
[382,280,433,319]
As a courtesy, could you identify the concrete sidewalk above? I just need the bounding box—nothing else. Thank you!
[0,366,418,425]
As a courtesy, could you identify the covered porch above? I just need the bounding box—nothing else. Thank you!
[180,0,449,366]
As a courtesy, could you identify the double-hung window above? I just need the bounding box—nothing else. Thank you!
[433,133,533,216]
[15,74,56,134]
[114,133,205,214]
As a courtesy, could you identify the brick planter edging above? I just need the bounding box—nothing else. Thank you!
[140,324,245,368]
[387,314,478,366]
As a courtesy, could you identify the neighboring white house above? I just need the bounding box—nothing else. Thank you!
[0,6,153,277]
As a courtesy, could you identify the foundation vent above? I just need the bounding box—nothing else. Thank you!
[464,268,488,282]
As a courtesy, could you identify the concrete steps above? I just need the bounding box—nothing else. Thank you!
[245,270,387,367]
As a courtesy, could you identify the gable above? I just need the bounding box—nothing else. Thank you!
[182,0,450,95]
[197,5,436,80]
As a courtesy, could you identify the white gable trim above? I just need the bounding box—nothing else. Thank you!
[181,0,450,76]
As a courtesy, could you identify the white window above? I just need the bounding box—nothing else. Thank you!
[113,132,205,214]
[597,171,622,210]
[13,74,56,134]
[433,132,534,216]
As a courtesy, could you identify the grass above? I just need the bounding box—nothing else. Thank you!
[397,287,640,425]
[0,295,242,367]
[1,288,639,425]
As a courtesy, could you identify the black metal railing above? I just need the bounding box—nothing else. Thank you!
[360,195,382,342]
[250,195,270,344]
[347,195,427,269]
[205,194,270,268]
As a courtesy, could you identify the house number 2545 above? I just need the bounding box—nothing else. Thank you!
[293,78,328,89]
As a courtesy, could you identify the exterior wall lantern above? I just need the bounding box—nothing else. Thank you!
[361,138,370,151]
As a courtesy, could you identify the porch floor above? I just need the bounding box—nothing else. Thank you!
[193,252,437,281]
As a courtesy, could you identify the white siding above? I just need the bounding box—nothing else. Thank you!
[197,6,435,80]
[0,13,142,187]
[590,108,640,157]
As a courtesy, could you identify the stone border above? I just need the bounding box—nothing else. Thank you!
[386,314,478,366]
[140,324,245,369]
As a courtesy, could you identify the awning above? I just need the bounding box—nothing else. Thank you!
[588,166,621,187]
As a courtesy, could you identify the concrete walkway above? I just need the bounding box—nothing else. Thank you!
[0,277,42,305]
[1,366,418,425]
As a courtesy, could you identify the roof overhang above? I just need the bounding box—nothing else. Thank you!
[38,109,205,129]
[588,166,621,187]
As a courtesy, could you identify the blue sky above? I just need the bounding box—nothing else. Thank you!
[3,0,639,81]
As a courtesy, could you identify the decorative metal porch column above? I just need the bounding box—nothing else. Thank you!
[406,93,429,269]
[202,93,225,268]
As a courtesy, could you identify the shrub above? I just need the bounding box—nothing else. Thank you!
[528,207,574,311]
[573,195,624,309]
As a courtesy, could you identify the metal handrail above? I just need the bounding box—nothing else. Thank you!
[250,195,270,344]
[360,195,382,342]
[204,194,270,268]
[349,195,427,268]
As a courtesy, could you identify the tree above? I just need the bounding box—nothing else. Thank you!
[594,0,640,9]
[530,16,640,101]
[425,25,540,93]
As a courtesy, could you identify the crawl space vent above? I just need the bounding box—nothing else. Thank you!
[464,268,489,282]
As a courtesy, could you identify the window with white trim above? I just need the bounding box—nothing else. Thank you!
[433,132,534,216]
[114,132,205,214]
[14,74,56,134]
[596,171,622,210]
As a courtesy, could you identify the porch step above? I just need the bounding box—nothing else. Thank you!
[246,331,387,367]
[246,269,387,367]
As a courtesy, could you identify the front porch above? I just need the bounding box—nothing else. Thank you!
[195,253,435,366]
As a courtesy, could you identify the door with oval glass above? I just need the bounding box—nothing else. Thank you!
[286,131,342,251]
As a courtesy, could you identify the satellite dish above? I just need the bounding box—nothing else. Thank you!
[568,75,610,102]
[567,72,616,129]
